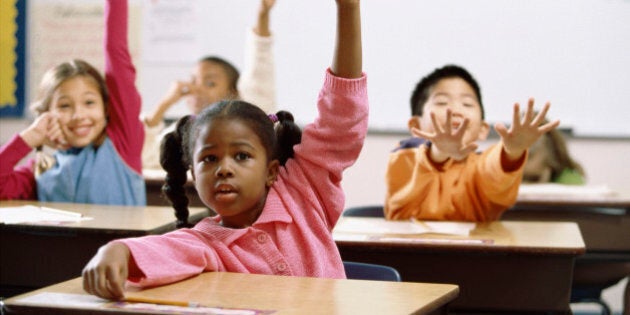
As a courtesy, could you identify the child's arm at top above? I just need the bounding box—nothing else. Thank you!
[254,0,275,37]
[104,0,143,174]
[331,0,362,79]
[238,0,277,113]
[495,98,560,169]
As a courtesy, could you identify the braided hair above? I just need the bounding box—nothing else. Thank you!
[159,100,302,228]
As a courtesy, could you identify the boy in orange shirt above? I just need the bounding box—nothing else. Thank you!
[384,65,559,221]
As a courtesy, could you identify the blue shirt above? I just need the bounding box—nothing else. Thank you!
[36,138,146,206]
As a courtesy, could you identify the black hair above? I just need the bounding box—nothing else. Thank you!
[159,100,301,227]
[199,56,240,95]
[409,64,484,119]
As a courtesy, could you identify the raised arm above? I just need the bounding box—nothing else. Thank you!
[494,98,560,166]
[254,0,275,36]
[104,0,144,174]
[238,0,277,113]
[331,0,362,79]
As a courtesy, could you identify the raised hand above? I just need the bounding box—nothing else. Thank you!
[412,108,479,162]
[494,98,560,161]
[255,0,276,37]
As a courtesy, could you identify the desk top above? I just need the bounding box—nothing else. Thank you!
[3,272,459,315]
[515,184,630,209]
[334,218,585,255]
[0,201,209,236]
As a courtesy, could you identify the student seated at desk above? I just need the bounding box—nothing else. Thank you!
[522,118,585,185]
[384,65,559,221]
[82,0,367,300]
[0,0,145,206]
[141,0,278,170]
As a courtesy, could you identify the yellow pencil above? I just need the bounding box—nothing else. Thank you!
[124,296,200,307]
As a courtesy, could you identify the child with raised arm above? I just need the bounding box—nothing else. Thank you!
[141,0,278,170]
[82,0,366,300]
[384,65,559,221]
[0,0,145,205]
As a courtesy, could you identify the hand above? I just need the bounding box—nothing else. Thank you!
[494,98,560,161]
[164,80,194,106]
[260,0,276,12]
[412,108,479,162]
[255,0,276,37]
[19,112,68,149]
[82,242,130,300]
[145,79,194,127]
[45,115,70,150]
[336,0,360,5]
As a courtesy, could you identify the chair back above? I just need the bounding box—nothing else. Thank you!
[342,205,385,218]
[343,261,401,282]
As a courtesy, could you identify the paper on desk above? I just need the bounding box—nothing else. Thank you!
[17,292,108,307]
[334,218,475,236]
[518,184,616,198]
[0,205,90,224]
[16,293,271,314]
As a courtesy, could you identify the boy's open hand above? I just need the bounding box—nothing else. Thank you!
[494,98,560,160]
[412,108,479,162]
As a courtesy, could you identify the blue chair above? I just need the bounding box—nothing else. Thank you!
[342,205,384,218]
[343,261,401,282]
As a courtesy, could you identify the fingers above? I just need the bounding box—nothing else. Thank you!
[511,102,521,130]
[106,265,126,299]
[531,101,552,127]
[523,98,536,125]
[453,118,470,139]
[494,122,509,139]
[539,119,561,134]
[411,127,433,140]
[82,244,128,300]
[430,111,445,134]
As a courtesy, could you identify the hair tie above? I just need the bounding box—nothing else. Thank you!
[268,114,278,123]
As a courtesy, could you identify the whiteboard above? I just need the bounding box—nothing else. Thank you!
[28,0,630,137]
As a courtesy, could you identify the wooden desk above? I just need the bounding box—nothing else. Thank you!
[143,169,206,208]
[515,184,630,210]
[506,185,630,303]
[2,272,459,315]
[0,201,210,298]
[506,185,630,254]
[333,218,585,314]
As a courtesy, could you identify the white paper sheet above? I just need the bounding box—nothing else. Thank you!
[0,205,91,224]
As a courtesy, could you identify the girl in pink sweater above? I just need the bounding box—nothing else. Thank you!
[82,0,367,300]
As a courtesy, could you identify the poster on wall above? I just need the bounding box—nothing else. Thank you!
[0,0,26,117]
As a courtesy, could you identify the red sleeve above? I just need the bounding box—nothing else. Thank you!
[0,135,37,200]
[104,0,144,174]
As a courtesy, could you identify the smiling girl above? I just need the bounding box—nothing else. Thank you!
[0,0,145,205]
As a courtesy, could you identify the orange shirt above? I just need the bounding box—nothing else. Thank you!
[384,142,525,222]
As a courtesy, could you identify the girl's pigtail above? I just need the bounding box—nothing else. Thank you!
[273,111,302,165]
[160,116,194,228]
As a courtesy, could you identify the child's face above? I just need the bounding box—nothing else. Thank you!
[190,118,278,228]
[412,77,489,145]
[186,61,235,115]
[49,76,107,148]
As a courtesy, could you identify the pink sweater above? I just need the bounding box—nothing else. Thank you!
[117,69,369,287]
